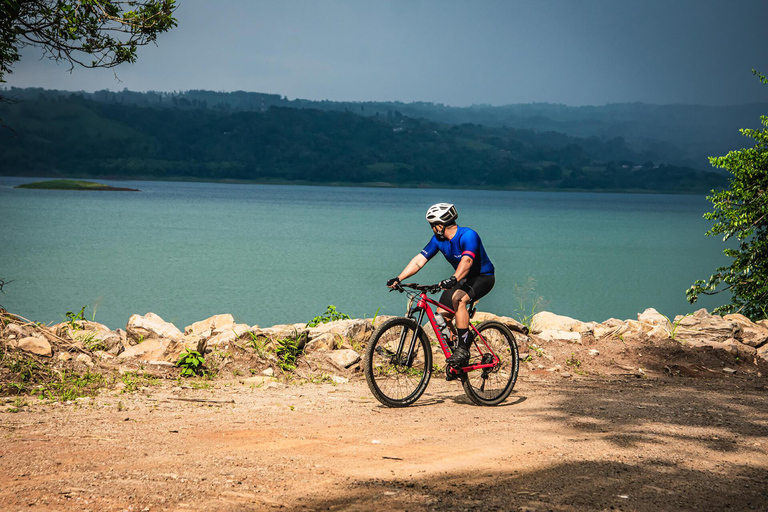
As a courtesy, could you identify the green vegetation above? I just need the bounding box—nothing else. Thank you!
[1,1,177,88]
[175,349,207,377]
[514,277,549,328]
[64,306,87,328]
[307,305,351,328]
[687,70,768,320]
[275,335,302,372]
[15,179,139,191]
[0,91,729,193]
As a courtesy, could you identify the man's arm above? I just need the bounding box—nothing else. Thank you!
[389,254,429,287]
[452,255,474,281]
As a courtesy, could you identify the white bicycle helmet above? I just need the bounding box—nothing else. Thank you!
[425,203,458,225]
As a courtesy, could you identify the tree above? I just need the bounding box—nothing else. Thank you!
[686,70,768,320]
[0,0,176,88]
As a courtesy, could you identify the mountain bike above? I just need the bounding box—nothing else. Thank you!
[364,282,519,407]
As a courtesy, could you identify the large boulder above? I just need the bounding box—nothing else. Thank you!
[472,312,528,334]
[536,330,582,343]
[723,314,768,348]
[126,313,183,344]
[674,309,742,345]
[637,308,672,331]
[184,314,235,336]
[118,337,184,361]
[530,312,591,334]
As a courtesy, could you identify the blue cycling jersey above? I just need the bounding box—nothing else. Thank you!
[420,226,495,277]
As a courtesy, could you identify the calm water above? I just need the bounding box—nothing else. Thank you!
[0,177,728,330]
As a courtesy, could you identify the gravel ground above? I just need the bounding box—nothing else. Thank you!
[2,370,768,512]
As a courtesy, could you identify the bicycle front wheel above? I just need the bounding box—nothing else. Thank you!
[462,321,519,406]
[364,317,433,407]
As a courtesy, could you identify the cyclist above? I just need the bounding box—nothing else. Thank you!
[387,203,495,367]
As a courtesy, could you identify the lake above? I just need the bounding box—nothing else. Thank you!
[0,177,728,331]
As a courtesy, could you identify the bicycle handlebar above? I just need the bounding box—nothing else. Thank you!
[391,282,442,294]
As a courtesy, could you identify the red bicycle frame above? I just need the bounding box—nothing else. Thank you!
[407,290,500,373]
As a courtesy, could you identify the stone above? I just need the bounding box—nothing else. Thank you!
[184,314,235,335]
[327,349,361,369]
[126,312,183,343]
[536,329,581,343]
[4,323,23,338]
[530,312,591,334]
[206,324,251,346]
[330,375,349,384]
[723,314,768,348]
[368,315,396,330]
[674,308,741,345]
[637,308,672,330]
[308,319,374,344]
[17,336,52,357]
[118,337,183,361]
[58,352,73,361]
[588,349,600,356]
[471,312,528,333]
[75,353,94,368]
[259,323,307,339]
[646,325,671,339]
[262,368,274,376]
[305,333,334,353]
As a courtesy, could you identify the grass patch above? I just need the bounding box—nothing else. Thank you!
[15,179,140,191]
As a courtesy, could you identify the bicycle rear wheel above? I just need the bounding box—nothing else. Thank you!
[462,321,519,406]
[364,317,433,407]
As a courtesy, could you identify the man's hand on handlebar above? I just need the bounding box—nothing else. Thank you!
[386,276,402,289]
[439,276,457,289]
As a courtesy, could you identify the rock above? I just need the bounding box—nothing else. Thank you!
[327,349,361,369]
[3,323,23,338]
[17,336,52,357]
[260,323,307,339]
[723,314,768,348]
[647,325,671,339]
[588,349,600,356]
[723,367,737,374]
[674,308,741,345]
[75,353,94,368]
[530,312,591,334]
[126,313,183,343]
[184,314,235,335]
[305,333,334,353]
[536,329,581,343]
[637,308,672,330]
[118,337,183,361]
[207,324,251,346]
[330,375,349,384]
[262,368,274,376]
[368,315,396,330]
[58,352,73,361]
[308,319,374,344]
[758,344,768,363]
[472,312,528,334]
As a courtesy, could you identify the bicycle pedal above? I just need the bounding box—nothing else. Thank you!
[445,369,460,381]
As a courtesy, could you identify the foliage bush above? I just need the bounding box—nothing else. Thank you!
[307,305,351,328]
[687,70,768,320]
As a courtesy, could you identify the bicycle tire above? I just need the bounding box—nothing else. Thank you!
[364,317,433,407]
[461,320,519,406]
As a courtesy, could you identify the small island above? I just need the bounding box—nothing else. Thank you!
[15,179,140,191]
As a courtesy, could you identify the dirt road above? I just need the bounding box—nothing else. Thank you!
[1,373,767,511]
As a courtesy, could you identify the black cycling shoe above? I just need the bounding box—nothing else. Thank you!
[446,346,469,368]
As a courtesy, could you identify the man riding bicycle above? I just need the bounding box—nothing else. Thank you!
[387,203,495,367]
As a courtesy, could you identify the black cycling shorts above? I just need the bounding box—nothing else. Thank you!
[438,274,495,312]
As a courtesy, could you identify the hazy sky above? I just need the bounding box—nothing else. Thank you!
[6,0,768,106]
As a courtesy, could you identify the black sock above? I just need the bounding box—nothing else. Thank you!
[457,328,471,350]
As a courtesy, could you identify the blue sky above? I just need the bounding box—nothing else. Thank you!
[6,0,768,106]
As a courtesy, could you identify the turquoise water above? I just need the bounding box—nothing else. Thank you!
[0,177,728,330]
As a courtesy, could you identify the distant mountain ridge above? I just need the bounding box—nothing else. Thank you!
[0,88,738,192]
[6,86,765,170]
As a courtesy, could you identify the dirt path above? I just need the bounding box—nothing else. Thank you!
[1,373,767,511]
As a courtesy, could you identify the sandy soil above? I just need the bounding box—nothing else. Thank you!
[2,369,768,512]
